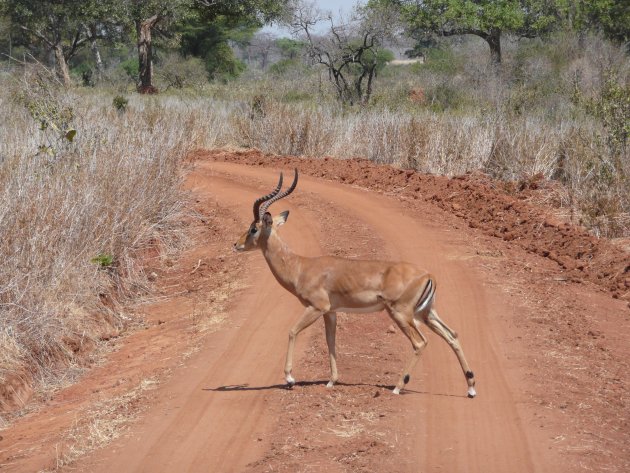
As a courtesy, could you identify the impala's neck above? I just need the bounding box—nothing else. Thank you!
[259,231,300,293]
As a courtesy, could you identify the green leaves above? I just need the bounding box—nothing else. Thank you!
[90,253,114,268]
[396,0,552,33]
[380,0,567,64]
[64,128,77,142]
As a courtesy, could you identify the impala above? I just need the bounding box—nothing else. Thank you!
[234,169,476,397]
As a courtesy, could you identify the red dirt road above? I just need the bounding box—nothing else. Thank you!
[1,153,628,472]
[74,162,558,472]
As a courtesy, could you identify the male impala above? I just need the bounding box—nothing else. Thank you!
[234,169,476,397]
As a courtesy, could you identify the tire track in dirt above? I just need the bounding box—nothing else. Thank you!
[70,161,552,473]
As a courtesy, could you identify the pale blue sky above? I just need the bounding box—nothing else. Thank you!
[263,0,365,37]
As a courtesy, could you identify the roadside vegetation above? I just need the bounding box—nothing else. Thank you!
[0,67,230,420]
[0,0,628,420]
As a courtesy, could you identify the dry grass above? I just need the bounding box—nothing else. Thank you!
[234,101,628,236]
[51,377,158,470]
[0,66,234,420]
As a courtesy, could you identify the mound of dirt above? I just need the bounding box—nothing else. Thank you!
[194,148,630,304]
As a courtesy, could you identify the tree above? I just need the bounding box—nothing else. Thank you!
[0,0,106,85]
[569,0,630,45]
[137,0,288,88]
[0,14,13,58]
[380,0,561,65]
[275,37,306,59]
[178,15,256,80]
[1,0,290,89]
[247,32,276,69]
[117,1,191,93]
[288,1,395,105]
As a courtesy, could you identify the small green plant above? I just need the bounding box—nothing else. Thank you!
[282,90,312,103]
[16,66,77,159]
[90,253,114,268]
[112,95,129,113]
[249,94,266,119]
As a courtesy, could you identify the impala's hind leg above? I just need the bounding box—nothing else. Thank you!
[386,308,428,395]
[424,308,476,398]
[323,312,338,388]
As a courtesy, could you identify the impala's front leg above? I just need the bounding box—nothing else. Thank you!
[285,306,324,387]
[323,312,338,388]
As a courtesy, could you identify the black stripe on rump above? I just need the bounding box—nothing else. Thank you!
[414,279,434,312]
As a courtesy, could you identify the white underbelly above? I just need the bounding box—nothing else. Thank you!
[336,303,385,314]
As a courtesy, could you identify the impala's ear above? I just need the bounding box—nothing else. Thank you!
[274,210,289,227]
[262,212,273,227]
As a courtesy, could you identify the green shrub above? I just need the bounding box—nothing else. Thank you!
[119,58,139,81]
[282,90,312,103]
[112,95,128,112]
[90,253,114,268]
[269,59,303,76]
[156,54,208,90]
[426,83,466,112]
[412,47,462,75]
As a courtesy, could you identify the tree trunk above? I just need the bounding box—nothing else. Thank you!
[53,44,72,86]
[363,66,376,105]
[487,28,502,65]
[136,15,160,94]
[90,26,103,82]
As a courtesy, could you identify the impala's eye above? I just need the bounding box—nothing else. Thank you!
[250,227,257,234]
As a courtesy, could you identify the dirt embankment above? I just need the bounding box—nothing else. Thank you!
[197,148,630,304]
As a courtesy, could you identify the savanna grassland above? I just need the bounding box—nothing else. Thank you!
[0,20,628,429]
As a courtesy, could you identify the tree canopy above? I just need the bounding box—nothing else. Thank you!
[0,0,289,89]
[378,0,562,64]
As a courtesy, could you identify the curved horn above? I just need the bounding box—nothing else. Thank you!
[259,168,298,220]
[252,172,283,221]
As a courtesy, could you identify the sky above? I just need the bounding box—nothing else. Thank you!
[262,0,365,37]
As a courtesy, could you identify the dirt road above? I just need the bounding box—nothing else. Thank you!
[76,161,551,472]
[2,154,628,472]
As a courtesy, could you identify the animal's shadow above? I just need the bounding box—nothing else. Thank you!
[203,380,467,398]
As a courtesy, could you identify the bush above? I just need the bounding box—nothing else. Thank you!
[426,83,466,112]
[412,47,463,75]
[156,54,209,90]
[119,58,139,82]
[112,95,128,112]
[269,58,304,76]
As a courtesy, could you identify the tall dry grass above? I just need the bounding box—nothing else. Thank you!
[233,101,628,236]
[0,66,234,418]
[228,32,629,237]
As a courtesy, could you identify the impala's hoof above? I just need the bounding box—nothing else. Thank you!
[286,375,295,388]
[467,386,477,398]
[326,380,335,388]
[392,387,401,395]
